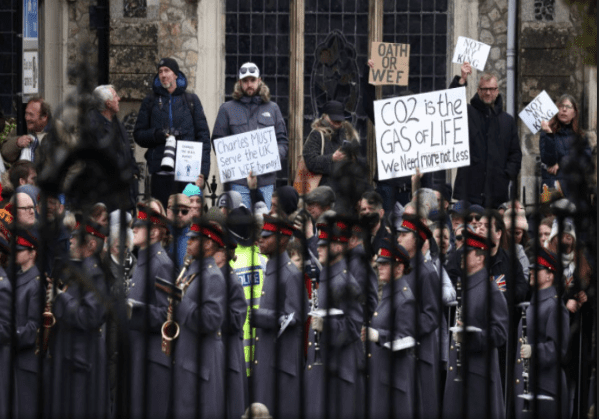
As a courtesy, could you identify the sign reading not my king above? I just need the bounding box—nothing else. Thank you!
[373,87,470,181]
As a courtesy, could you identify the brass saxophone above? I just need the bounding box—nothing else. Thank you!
[161,256,192,356]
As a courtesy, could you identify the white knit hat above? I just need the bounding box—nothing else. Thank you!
[547,217,576,245]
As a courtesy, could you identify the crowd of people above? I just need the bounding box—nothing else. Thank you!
[0,56,595,419]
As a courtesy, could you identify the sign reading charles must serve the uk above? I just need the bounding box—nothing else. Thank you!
[373,87,470,181]
[214,126,281,183]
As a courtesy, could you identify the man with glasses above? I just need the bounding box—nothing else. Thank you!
[166,193,192,268]
[212,62,289,209]
[450,62,522,209]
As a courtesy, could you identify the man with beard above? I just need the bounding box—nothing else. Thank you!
[134,58,211,208]
[450,62,522,208]
[212,62,288,208]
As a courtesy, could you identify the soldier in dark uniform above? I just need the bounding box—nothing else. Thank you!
[126,204,173,419]
[0,236,11,418]
[305,214,363,419]
[443,230,508,419]
[396,213,442,418]
[47,219,109,418]
[211,220,248,419]
[347,220,378,322]
[362,239,417,419]
[172,219,226,419]
[13,229,42,419]
[251,215,308,419]
[514,247,569,419]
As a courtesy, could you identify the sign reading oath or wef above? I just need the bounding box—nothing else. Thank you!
[451,36,491,72]
[174,141,203,182]
[374,87,470,181]
[214,126,281,183]
[369,42,410,86]
[518,90,559,134]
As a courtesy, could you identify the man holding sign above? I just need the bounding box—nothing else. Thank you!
[212,62,288,209]
[450,64,522,208]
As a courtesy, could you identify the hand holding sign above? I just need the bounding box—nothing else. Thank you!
[452,36,491,72]
[369,42,410,86]
[518,91,559,134]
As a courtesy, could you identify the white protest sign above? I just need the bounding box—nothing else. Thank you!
[214,126,281,183]
[518,90,559,134]
[174,141,203,182]
[452,36,491,72]
[374,87,470,181]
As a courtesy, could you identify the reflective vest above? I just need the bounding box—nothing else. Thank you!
[230,244,267,376]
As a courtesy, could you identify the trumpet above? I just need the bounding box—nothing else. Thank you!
[161,256,192,356]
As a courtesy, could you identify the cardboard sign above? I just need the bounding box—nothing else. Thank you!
[451,36,491,72]
[518,90,559,134]
[174,140,203,182]
[369,42,410,86]
[373,87,470,180]
[214,126,281,183]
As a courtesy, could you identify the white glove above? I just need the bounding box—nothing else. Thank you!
[311,316,323,332]
[367,327,379,342]
[521,344,532,359]
[452,331,463,344]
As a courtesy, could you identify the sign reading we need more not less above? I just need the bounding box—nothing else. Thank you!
[214,126,281,183]
[374,87,470,181]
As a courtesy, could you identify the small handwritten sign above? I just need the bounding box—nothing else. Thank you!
[214,126,281,183]
[518,91,559,134]
[451,36,491,72]
[174,141,203,182]
[369,42,410,86]
[373,87,470,180]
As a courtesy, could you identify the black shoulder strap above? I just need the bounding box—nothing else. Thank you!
[181,93,198,137]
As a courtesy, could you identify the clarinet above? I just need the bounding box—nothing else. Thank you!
[36,277,58,355]
[453,276,463,382]
[519,302,531,412]
[161,256,192,356]
[311,276,323,366]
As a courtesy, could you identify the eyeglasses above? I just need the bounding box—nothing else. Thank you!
[478,87,498,93]
[239,66,258,75]
[17,206,35,212]
[169,208,189,216]
[559,104,574,110]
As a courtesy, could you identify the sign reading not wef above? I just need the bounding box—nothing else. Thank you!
[369,42,410,86]
[214,126,281,183]
[373,87,470,180]
[518,90,559,134]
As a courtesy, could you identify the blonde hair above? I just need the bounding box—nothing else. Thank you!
[311,114,359,142]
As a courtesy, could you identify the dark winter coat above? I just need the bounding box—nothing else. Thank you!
[14,264,42,419]
[450,76,522,208]
[127,242,173,419]
[514,286,569,419]
[212,88,288,188]
[133,72,211,176]
[250,252,308,419]
[348,243,379,322]
[0,268,10,419]
[443,267,509,419]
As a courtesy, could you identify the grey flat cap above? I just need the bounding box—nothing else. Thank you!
[304,186,336,207]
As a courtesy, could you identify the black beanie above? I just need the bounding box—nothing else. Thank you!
[157,57,180,75]
[274,186,299,216]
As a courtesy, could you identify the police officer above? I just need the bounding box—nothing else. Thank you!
[443,230,508,419]
[362,239,417,419]
[396,213,442,418]
[250,215,308,419]
[47,219,109,418]
[305,213,363,419]
[514,247,569,419]
[127,204,173,419]
[13,229,42,419]
[172,219,226,419]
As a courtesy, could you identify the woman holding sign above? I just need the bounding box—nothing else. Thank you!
[540,94,592,198]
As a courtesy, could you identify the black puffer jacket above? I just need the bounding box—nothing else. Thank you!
[133,71,211,176]
[450,76,522,208]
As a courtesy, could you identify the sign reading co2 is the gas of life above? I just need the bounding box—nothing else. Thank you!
[373,87,470,181]
[369,42,410,86]
[518,90,559,135]
[451,36,491,72]
[174,141,203,182]
[214,126,281,183]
